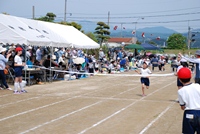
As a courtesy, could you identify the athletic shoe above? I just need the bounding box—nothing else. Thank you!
[142,94,146,97]
[13,91,21,94]
[7,88,12,90]
[21,90,28,93]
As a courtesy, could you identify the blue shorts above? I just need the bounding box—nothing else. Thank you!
[140,77,150,86]
[182,110,200,134]
[14,66,23,77]
[177,78,183,87]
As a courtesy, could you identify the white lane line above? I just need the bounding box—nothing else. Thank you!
[20,101,102,134]
[139,102,175,134]
[0,76,133,122]
[20,82,143,134]
[78,81,175,134]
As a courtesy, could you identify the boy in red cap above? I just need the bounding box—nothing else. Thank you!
[13,47,27,94]
[177,67,200,134]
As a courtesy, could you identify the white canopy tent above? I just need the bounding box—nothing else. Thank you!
[39,21,100,49]
[15,16,71,47]
[0,14,51,46]
[0,14,100,49]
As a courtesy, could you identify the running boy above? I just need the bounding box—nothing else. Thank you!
[135,62,152,97]
[177,67,200,134]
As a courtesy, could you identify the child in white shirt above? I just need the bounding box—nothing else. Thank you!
[135,62,152,96]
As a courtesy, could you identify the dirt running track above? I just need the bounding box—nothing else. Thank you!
[0,65,185,134]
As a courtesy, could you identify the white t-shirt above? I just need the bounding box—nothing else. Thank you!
[14,55,23,65]
[140,68,152,77]
[178,83,200,110]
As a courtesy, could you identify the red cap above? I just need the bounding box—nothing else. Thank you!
[178,68,191,79]
[15,47,23,52]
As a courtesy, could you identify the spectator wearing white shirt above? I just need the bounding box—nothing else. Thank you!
[177,67,200,134]
[13,47,27,94]
[36,47,42,62]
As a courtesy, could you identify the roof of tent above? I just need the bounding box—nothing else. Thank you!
[41,22,100,49]
[141,43,160,50]
[0,14,51,46]
[16,17,71,47]
[0,14,100,49]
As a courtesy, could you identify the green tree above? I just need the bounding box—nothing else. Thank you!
[35,12,56,22]
[59,21,83,32]
[86,32,98,42]
[167,33,186,49]
[94,22,110,46]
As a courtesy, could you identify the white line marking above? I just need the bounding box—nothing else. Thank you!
[78,81,175,134]
[20,101,102,134]
[20,81,143,133]
[139,102,175,134]
[0,76,133,121]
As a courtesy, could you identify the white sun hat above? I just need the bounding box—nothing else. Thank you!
[0,46,7,53]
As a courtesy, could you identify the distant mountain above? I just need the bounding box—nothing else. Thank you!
[77,20,200,48]
[137,26,178,34]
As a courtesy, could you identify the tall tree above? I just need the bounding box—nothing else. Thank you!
[94,22,110,46]
[35,12,56,22]
[167,33,186,49]
[59,21,83,32]
[86,32,98,42]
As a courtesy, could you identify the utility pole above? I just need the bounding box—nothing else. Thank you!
[107,11,110,26]
[187,26,191,49]
[32,6,35,19]
[64,0,67,22]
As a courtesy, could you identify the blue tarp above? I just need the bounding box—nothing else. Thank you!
[141,43,160,50]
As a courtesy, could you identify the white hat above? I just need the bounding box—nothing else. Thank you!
[0,46,7,53]
[9,46,16,50]
[180,58,187,62]
[52,55,56,60]
[27,46,32,50]
[55,48,59,52]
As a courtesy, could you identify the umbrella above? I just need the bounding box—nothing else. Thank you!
[73,57,85,64]
[124,44,144,50]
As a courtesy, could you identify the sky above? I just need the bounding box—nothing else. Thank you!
[0,0,200,33]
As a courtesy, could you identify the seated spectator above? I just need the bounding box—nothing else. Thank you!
[26,56,44,84]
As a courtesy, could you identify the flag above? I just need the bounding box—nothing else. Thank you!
[113,25,118,30]
[156,36,160,40]
[142,32,145,38]
[132,30,135,34]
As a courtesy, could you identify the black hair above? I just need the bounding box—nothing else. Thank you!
[179,78,190,83]
[180,62,188,67]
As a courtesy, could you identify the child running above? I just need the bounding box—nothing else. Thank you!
[135,62,152,97]
[13,47,27,94]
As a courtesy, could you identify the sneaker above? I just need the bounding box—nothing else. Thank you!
[7,88,12,90]
[142,94,146,97]
[0,87,3,90]
[21,90,28,93]
[13,91,21,94]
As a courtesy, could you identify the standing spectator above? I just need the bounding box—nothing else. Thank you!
[151,56,159,71]
[36,47,42,62]
[179,50,200,84]
[177,67,200,134]
[26,46,32,61]
[13,47,27,94]
[0,46,12,90]
[99,48,105,62]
